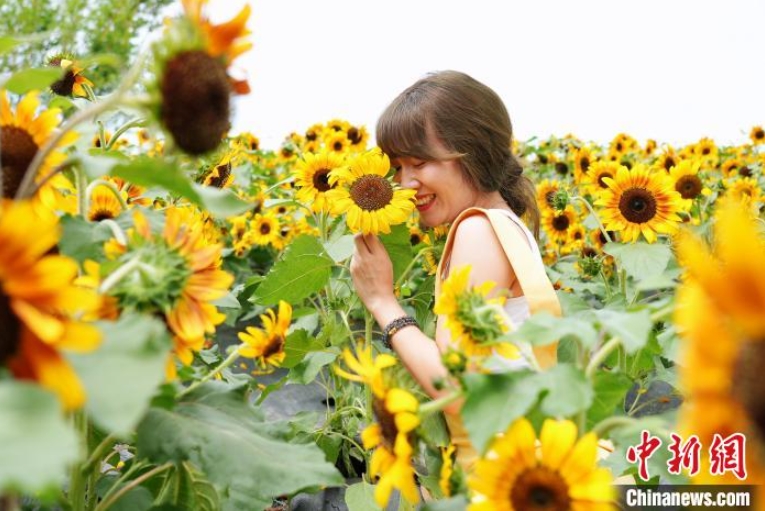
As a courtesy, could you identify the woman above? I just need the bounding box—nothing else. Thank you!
[350,70,560,469]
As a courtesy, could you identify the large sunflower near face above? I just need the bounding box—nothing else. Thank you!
[293,149,346,212]
[468,418,615,511]
[1,90,78,199]
[0,201,102,410]
[675,200,765,491]
[108,207,233,377]
[433,265,520,361]
[594,164,684,243]
[238,301,291,368]
[325,150,416,235]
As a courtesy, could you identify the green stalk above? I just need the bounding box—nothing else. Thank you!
[95,462,173,511]
[85,180,129,217]
[591,415,637,437]
[179,347,242,397]
[105,117,146,150]
[417,391,462,418]
[585,336,622,380]
[99,255,142,294]
[571,196,613,244]
[67,411,89,511]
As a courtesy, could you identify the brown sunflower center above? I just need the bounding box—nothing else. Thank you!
[206,162,232,188]
[701,146,711,156]
[754,129,765,141]
[259,222,272,235]
[1,126,39,199]
[349,175,394,211]
[312,168,334,192]
[544,190,557,207]
[552,214,570,232]
[663,157,676,172]
[305,130,317,142]
[732,341,765,442]
[332,140,344,152]
[372,397,398,449]
[410,233,422,245]
[739,166,753,178]
[160,50,231,155]
[581,246,598,258]
[0,288,22,364]
[50,70,76,97]
[511,466,571,511]
[554,162,569,176]
[675,175,702,199]
[348,127,362,145]
[597,172,613,188]
[90,208,117,222]
[261,333,285,358]
[618,187,657,224]
[579,157,590,172]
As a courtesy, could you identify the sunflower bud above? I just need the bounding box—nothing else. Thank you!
[551,188,570,211]
[442,349,467,377]
[578,254,602,277]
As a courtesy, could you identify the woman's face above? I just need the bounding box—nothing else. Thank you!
[391,132,480,227]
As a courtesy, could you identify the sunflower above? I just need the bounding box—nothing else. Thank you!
[693,137,719,168]
[361,387,421,508]
[644,139,657,157]
[536,179,561,212]
[594,164,684,243]
[48,55,94,98]
[293,149,346,212]
[346,125,370,152]
[584,161,622,196]
[325,131,350,154]
[109,207,233,378]
[433,265,520,361]
[668,159,708,209]
[655,146,679,172]
[439,444,462,497]
[675,200,765,487]
[572,146,595,184]
[721,157,745,178]
[180,0,252,65]
[468,418,615,511]
[542,205,579,245]
[0,200,102,410]
[201,154,235,188]
[88,183,128,222]
[238,301,291,368]
[749,125,765,145]
[334,344,397,398]
[1,90,77,199]
[324,150,416,235]
[609,133,639,156]
[724,176,763,209]
[250,212,281,247]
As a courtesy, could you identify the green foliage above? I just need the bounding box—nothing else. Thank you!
[59,214,117,263]
[2,67,62,93]
[603,241,673,281]
[345,481,381,511]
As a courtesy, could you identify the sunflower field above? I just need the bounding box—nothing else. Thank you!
[1,1,764,511]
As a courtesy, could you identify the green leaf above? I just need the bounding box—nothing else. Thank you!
[461,371,539,453]
[107,484,154,511]
[283,329,325,369]
[345,481,381,511]
[136,383,343,511]
[537,363,594,417]
[288,351,338,385]
[0,382,78,493]
[68,314,172,435]
[324,234,355,262]
[211,292,240,309]
[252,235,333,306]
[420,496,469,510]
[0,36,20,54]
[154,462,219,511]
[603,242,672,281]
[587,372,633,429]
[80,151,128,180]
[58,214,116,264]
[509,311,598,348]
[112,156,200,202]
[594,309,653,353]
[2,68,62,94]
[192,184,251,218]
[380,223,413,281]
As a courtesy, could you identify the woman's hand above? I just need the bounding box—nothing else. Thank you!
[350,234,397,315]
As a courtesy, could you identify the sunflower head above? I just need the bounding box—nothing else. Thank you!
[47,53,94,98]
[334,344,396,398]
[237,300,292,368]
[293,149,346,212]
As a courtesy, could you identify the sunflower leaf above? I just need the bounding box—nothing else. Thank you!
[251,234,333,306]
[191,184,251,218]
[345,481,381,511]
[379,223,413,281]
[58,214,119,263]
[603,242,673,281]
[2,67,62,94]
[594,308,653,353]
[68,314,172,436]
[136,382,343,511]
[288,351,338,385]
[508,311,598,348]
[0,382,78,494]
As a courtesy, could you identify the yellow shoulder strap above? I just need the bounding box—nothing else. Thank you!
[436,207,560,370]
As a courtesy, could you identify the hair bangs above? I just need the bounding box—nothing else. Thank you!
[376,90,441,161]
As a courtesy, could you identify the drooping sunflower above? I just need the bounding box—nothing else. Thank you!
[238,301,291,368]
[48,55,94,98]
[675,199,765,488]
[293,149,346,212]
[325,150,416,235]
[361,386,421,508]
[750,125,765,145]
[668,159,708,209]
[433,265,520,361]
[468,418,615,511]
[1,90,78,199]
[0,200,102,410]
[595,164,684,243]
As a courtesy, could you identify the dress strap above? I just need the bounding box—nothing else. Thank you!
[436,207,560,370]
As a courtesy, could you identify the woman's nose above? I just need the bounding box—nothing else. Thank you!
[398,167,419,189]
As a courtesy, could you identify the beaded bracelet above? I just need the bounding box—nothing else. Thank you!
[381,315,419,349]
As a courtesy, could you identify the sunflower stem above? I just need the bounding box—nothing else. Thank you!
[571,195,613,244]
[585,336,621,380]
[97,120,107,150]
[74,166,89,217]
[82,433,119,475]
[180,346,242,397]
[27,157,78,198]
[67,410,89,511]
[105,117,146,151]
[394,248,428,290]
[418,391,462,418]
[99,255,142,294]
[619,268,628,300]
[85,179,129,218]
[95,462,173,511]
[99,219,128,246]
[591,415,638,438]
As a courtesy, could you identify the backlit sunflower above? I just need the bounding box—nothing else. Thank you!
[1,90,77,199]
[468,418,615,511]
[293,149,346,212]
[361,386,421,508]
[0,200,102,410]
[202,154,234,188]
[238,301,291,368]
[108,207,233,378]
[433,265,520,361]
[250,212,281,247]
[668,159,708,209]
[675,200,765,489]
[325,150,416,235]
[48,55,94,98]
[542,205,579,245]
[595,164,684,243]
[749,125,765,145]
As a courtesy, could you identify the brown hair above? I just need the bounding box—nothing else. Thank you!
[376,70,540,237]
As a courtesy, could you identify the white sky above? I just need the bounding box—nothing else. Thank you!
[217,0,765,150]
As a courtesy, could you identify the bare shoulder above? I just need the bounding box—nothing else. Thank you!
[449,213,514,287]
